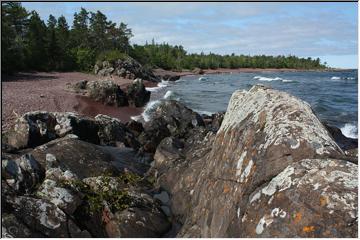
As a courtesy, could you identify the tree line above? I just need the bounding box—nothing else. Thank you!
[2,2,326,74]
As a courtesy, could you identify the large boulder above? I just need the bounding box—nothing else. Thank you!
[138,100,204,153]
[150,85,356,237]
[94,56,160,82]
[241,158,357,238]
[126,79,151,107]
[86,80,128,107]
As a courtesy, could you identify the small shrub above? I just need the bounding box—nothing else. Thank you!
[97,50,128,64]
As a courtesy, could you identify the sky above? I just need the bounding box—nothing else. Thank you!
[22,2,358,68]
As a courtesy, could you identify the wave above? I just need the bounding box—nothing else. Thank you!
[340,123,358,139]
[141,100,162,122]
[146,80,170,92]
[253,76,294,83]
[331,76,355,80]
[195,110,214,116]
[199,76,208,81]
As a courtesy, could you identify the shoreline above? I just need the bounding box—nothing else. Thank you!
[153,67,356,79]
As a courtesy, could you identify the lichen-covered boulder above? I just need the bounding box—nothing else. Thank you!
[150,85,354,237]
[5,111,58,149]
[241,158,357,238]
[126,78,151,107]
[8,196,89,237]
[86,80,128,106]
[29,138,123,179]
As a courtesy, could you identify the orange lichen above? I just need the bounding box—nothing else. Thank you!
[320,196,328,207]
[293,212,302,223]
[223,184,231,193]
[303,226,315,233]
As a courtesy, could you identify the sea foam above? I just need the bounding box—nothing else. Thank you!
[253,76,294,83]
[146,80,169,92]
[340,123,358,139]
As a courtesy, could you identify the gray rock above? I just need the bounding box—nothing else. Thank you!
[154,191,170,205]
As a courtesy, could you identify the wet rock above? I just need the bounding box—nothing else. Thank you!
[86,80,128,107]
[126,78,151,107]
[153,100,204,135]
[95,114,140,149]
[241,158,357,238]
[72,80,88,93]
[323,122,358,151]
[138,100,204,153]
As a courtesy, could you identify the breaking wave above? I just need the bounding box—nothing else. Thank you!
[253,76,294,83]
[340,123,358,139]
[146,80,169,92]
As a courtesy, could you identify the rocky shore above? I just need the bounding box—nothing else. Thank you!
[1,84,358,238]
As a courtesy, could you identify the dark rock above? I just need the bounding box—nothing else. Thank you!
[152,100,205,136]
[9,196,73,237]
[2,153,45,194]
[3,111,140,151]
[126,78,151,107]
[162,74,180,81]
[30,138,121,179]
[5,111,57,149]
[86,80,128,107]
[95,114,140,149]
[1,212,45,237]
[72,80,88,92]
[323,122,358,150]
[126,120,144,137]
[138,117,171,153]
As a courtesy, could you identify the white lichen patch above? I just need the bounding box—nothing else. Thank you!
[255,215,273,235]
[37,201,66,229]
[239,160,254,183]
[218,85,342,157]
[235,151,247,177]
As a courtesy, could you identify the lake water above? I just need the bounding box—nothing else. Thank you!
[144,70,358,139]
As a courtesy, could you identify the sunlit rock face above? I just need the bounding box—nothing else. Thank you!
[152,85,356,238]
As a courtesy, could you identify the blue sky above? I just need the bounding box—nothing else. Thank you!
[22,2,358,68]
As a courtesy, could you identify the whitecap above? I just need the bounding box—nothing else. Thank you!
[141,100,162,122]
[282,79,294,83]
[340,123,358,139]
[193,109,214,116]
[146,80,169,92]
[199,76,207,81]
[253,76,282,81]
[331,76,341,80]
